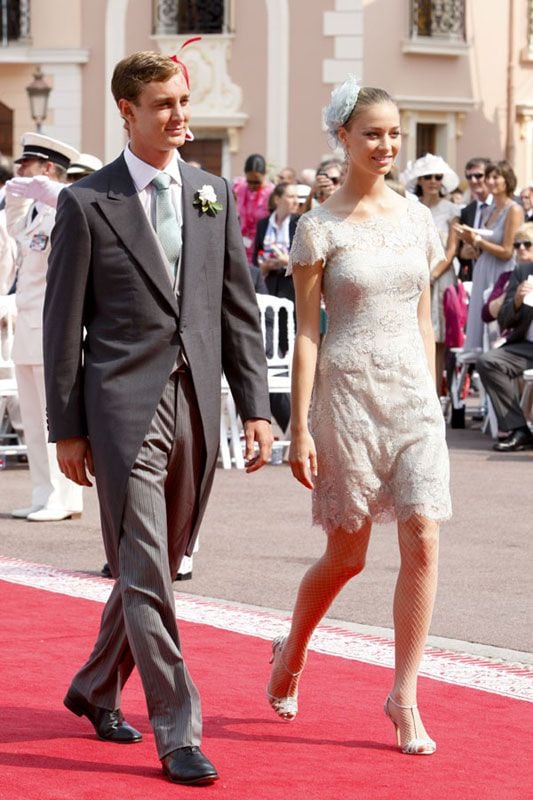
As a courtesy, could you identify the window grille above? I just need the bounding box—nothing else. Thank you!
[410,0,466,40]
[0,0,31,46]
[153,0,225,36]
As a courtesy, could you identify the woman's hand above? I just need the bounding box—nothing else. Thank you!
[514,279,533,310]
[289,429,318,489]
[488,293,506,319]
[454,223,477,245]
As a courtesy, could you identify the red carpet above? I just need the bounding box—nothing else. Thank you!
[0,578,531,800]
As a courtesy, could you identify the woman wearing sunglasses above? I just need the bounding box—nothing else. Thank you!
[403,154,460,393]
[455,161,524,352]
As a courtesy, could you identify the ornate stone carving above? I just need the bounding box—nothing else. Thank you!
[153,34,246,123]
[19,0,31,42]
[153,0,178,36]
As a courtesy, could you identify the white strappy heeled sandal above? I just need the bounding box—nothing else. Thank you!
[266,636,303,721]
[384,694,436,755]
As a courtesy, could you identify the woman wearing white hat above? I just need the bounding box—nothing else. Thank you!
[403,154,460,393]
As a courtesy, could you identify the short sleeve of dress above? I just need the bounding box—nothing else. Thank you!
[424,208,446,273]
[287,213,328,275]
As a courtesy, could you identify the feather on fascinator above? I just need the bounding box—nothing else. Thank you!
[323,74,361,147]
[169,36,201,142]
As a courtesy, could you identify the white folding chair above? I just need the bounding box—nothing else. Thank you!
[219,294,296,468]
[219,373,245,470]
[520,368,533,427]
[256,294,295,454]
[256,294,295,392]
[0,311,27,465]
[449,285,499,435]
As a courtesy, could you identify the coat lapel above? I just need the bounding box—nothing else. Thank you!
[179,162,209,318]
[95,156,179,319]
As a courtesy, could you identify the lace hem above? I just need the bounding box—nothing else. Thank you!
[314,502,452,535]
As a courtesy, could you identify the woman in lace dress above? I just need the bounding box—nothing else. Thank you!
[266,78,451,756]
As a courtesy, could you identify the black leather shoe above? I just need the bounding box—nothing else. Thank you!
[492,428,533,452]
[64,688,142,743]
[174,571,192,581]
[162,746,219,785]
[100,562,112,578]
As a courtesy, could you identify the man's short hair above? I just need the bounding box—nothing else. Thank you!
[111,51,182,105]
[464,157,490,173]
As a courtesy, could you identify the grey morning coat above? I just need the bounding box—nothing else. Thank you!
[44,156,271,575]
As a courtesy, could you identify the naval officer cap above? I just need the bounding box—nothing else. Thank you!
[67,153,103,176]
[15,132,80,170]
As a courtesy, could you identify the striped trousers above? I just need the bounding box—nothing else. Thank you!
[70,369,206,758]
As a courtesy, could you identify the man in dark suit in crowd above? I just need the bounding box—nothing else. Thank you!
[44,50,272,786]
[520,185,533,222]
[476,226,533,451]
[458,157,492,281]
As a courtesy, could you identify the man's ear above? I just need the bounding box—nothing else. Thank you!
[118,98,134,121]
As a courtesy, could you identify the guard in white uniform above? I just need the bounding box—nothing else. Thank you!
[5,133,84,521]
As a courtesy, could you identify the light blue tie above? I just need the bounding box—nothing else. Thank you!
[151,172,182,275]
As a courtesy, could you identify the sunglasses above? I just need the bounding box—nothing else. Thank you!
[421,174,443,181]
[513,241,532,250]
[465,172,485,180]
[328,176,340,185]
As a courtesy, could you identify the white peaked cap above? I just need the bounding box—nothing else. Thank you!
[16,132,80,170]
[67,153,104,175]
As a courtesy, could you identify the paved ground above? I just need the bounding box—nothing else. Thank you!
[0,423,531,655]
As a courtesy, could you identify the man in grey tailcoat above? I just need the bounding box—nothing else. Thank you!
[44,51,272,786]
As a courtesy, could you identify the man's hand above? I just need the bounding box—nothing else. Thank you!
[6,176,64,208]
[56,436,94,486]
[514,279,533,310]
[313,173,336,203]
[243,419,273,473]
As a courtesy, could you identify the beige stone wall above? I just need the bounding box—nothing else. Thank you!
[363,0,533,183]
[288,0,336,173]
[80,0,107,161]
[2,0,531,183]
[2,64,37,156]
[228,0,269,175]
[31,0,82,48]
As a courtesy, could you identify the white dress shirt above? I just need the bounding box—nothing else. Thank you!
[123,145,183,288]
[263,211,291,255]
[474,194,493,228]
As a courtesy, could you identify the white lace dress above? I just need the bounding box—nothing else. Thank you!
[288,202,452,533]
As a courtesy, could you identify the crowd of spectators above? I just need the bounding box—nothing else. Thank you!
[227,150,533,450]
[1,146,533,452]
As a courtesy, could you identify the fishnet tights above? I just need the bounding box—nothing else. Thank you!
[389,515,439,745]
[268,515,439,749]
[268,522,372,700]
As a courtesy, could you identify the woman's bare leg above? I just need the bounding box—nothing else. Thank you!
[268,521,372,700]
[388,514,440,745]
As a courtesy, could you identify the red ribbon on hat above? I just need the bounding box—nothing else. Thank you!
[169,36,202,89]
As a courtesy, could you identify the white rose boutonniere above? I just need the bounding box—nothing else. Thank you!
[193,184,223,217]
